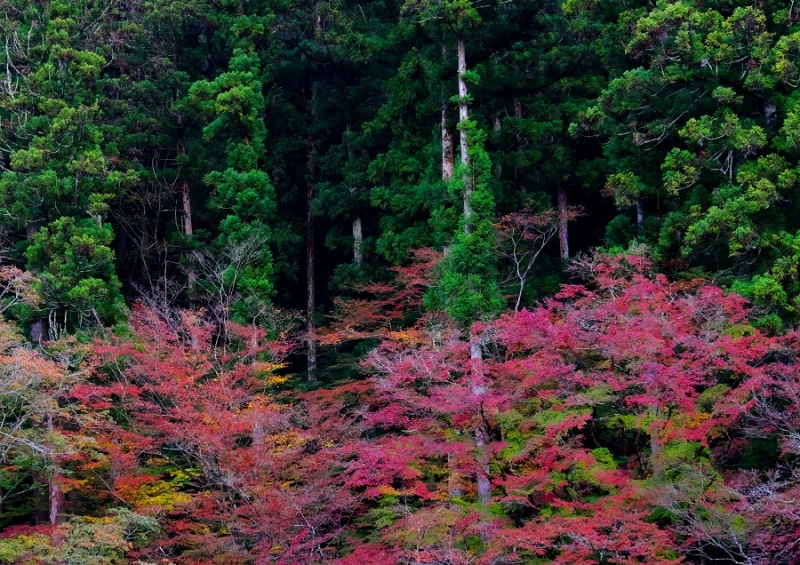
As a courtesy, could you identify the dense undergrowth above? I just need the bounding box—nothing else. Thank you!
[2,252,799,564]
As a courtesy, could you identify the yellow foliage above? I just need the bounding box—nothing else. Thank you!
[685,412,711,429]
[251,360,287,378]
[378,485,402,496]
[190,523,211,535]
[386,330,424,345]
[117,477,191,511]
[266,374,289,386]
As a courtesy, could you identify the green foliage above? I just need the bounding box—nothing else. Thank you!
[581,0,800,317]
[427,120,502,325]
[25,217,125,326]
[0,509,159,565]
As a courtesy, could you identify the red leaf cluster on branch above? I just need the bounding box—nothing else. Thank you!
[6,252,800,565]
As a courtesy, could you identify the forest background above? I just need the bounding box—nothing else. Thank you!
[2,0,800,563]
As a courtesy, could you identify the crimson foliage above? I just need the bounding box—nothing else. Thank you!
[5,253,800,565]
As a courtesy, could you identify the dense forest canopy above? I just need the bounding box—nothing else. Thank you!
[1,0,800,563]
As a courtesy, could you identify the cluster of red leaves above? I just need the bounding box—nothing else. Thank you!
[319,253,799,564]
[69,306,372,564]
[320,248,442,345]
[10,252,800,565]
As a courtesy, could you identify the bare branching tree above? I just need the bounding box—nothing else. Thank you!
[186,235,264,330]
[495,207,581,312]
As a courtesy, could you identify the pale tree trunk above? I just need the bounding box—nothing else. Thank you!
[347,133,364,266]
[470,335,490,506]
[442,45,454,183]
[182,182,193,238]
[351,211,363,266]
[457,36,472,233]
[442,103,454,182]
[558,184,569,260]
[307,178,316,381]
[475,425,491,506]
[470,339,482,361]
[183,182,196,294]
[47,414,63,527]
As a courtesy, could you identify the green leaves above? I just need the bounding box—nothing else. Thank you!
[586,0,800,317]
[428,119,502,325]
[25,217,125,326]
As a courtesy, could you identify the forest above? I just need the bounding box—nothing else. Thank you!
[1,0,800,562]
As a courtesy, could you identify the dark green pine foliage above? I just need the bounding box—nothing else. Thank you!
[430,120,504,326]
[0,0,200,328]
[578,0,800,316]
[11,0,800,339]
[184,44,276,316]
[364,24,459,265]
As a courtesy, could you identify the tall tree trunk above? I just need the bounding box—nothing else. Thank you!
[442,103,454,182]
[442,45,454,183]
[307,179,316,381]
[558,184,569,260]
[47,414,63,527]
[351,203,363,266]
[347,132,364,266]
[49,478,64,527]
[182,182,196,296]
[182,182,193,238]
[307,43,319,380]
[636,198,644,226]
[475,425,491,506]
[457,36,472,233]
[470,335,490,505]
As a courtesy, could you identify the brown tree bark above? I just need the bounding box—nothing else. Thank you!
[49,478,64,527]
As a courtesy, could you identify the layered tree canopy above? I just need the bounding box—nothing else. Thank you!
[2,0,800,562]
